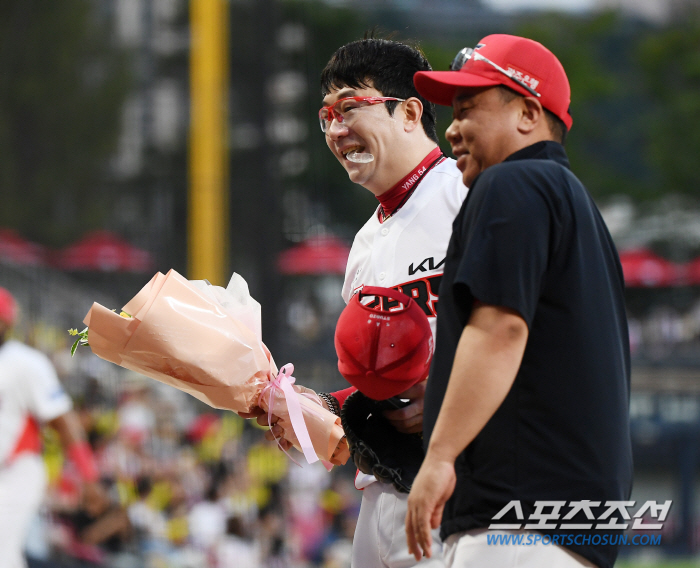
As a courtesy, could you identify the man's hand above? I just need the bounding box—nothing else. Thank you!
[239,385,325,452]
[406,452,456,561]
[237,407,264,420]
[382,380,426,434]
[406,303,528,560]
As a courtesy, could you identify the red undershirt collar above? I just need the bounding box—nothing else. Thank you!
[376,147,445,222]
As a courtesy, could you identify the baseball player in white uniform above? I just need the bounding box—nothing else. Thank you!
[245,39,468,568]
[339,153,466,568]
[0,287,99,568]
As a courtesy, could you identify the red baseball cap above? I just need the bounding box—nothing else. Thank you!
[414,34,572,130]
[0,287,18,327]
[334,286,434,401]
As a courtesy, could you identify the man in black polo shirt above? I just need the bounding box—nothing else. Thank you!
[405,35,632,568]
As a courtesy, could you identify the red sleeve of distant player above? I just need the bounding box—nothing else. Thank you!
[331,386,356,408]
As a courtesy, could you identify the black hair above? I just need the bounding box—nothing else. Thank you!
[545,111,568,146]
[320,38,439,144]
[497,86,568,145]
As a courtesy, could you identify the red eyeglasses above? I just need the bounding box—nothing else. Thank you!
[318,96,406,133]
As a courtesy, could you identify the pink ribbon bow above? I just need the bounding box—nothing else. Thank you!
[262,364,322,468]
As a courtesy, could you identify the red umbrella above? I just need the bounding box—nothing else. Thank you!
[618,248,680,287]
[683,256,700,286]
[277,235,350,275]
[57,230,153,273]
[185,413,220,442]
[0,228,47,266]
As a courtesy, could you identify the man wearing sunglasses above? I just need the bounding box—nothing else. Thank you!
[251,38,467,567]
[405,35,632,568]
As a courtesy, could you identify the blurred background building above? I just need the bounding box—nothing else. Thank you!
[2,0,700,566]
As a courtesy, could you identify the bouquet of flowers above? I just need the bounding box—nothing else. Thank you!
[77,269,348,467]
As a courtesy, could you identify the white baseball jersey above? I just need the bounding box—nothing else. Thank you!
[342,157,467,568]
[342,157,467,331]
[0,340,72,464]
[342,157,467,490]
[0,339,73,568]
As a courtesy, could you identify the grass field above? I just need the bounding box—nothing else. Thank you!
[618,559,700,568]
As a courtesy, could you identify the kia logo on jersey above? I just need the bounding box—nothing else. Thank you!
[408,256,445,276]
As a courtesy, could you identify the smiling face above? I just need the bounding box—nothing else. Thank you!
[445,87,526,188]
[322,85,408,195]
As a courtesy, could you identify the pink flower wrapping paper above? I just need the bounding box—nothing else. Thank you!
[83,269,349,466]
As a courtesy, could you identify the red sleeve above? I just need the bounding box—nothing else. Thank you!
[330,386,357,408]
[67,441,99,482]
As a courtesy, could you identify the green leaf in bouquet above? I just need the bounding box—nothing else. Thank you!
[68,327,89,356]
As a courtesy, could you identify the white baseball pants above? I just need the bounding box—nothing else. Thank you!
[0,454,46,568]
[352,482,445,568]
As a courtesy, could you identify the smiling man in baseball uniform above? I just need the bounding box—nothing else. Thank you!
[318,37,467,568]
[251,38,468,568]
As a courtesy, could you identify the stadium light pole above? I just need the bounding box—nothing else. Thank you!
[188,0,229,285]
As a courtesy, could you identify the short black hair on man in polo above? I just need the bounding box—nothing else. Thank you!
[321,37,439,144]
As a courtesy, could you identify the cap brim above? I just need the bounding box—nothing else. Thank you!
[414,70,502,107]
[348,374,416,401]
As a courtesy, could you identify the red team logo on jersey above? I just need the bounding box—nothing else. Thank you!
[359,274,442,317]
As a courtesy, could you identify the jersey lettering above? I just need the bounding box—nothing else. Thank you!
[401,165,427,192]
[358,275,442,317]
[397,275,441,316]
[427,275,442,314]
[427,275,442,296]
[401,280,430,315]
[382,296,401,311]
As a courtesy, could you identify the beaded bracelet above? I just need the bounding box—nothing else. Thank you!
[318,392,341,416]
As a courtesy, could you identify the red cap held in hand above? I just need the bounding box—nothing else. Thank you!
[334,286,433,400]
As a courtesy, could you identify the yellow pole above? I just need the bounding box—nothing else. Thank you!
[188,0,229,284]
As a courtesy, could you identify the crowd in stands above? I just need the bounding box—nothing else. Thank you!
[24,337,360,568]
[627,296,700,362]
